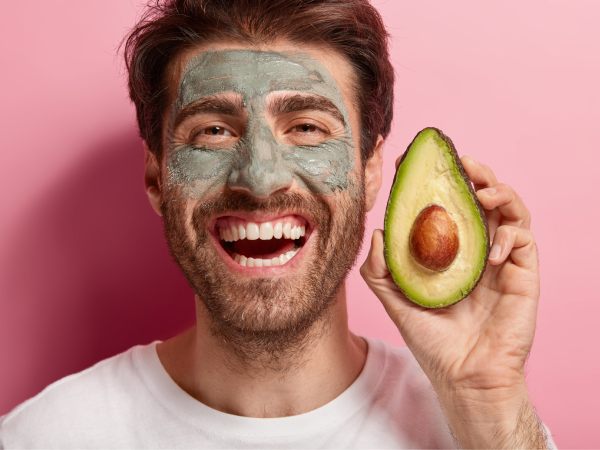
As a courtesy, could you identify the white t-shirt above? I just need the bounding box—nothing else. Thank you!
[0,337,551,449]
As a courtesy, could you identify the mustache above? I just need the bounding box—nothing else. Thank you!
[191,190,331,229]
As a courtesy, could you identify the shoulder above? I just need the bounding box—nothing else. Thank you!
[0,342,155,447]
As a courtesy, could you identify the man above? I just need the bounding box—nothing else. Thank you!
[0,0,553,448]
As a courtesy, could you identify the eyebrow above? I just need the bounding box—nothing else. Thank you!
[173,95,244,129]
[268,94,346,126]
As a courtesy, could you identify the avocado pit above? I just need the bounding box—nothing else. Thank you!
[409,204,459,271]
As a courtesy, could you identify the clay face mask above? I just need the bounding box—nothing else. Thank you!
[166,49,355,197]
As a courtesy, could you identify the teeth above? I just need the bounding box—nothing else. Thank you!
[246,222,260,240]
[282,222,292,239]
[273,222,283,239]
[259,222,274,240]
[234,248,300,267]
[238,224,246,240]
[218,218,307,242]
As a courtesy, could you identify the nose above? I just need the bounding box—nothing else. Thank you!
[227,124,293,198]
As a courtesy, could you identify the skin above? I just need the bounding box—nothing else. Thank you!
[145,41,381,417]
[361,156,547,448]
[158,47,369,361]
[145,41,546,447]
[167,50,354,195]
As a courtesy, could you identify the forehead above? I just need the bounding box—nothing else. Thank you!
[174,48,352,113]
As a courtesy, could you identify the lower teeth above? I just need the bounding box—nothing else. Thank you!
[234,248,300,267]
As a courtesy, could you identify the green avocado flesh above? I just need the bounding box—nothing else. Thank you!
[384,127,489,308]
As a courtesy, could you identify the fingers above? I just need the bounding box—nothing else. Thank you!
[360,229,417,326]
[489,225,538,270]
[461,155,498,189]
[462,156,531,229]
[476,183,531,229]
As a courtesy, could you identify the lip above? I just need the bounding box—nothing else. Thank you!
[208,210,316,276]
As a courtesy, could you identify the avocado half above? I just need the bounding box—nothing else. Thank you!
[384,127,489,308]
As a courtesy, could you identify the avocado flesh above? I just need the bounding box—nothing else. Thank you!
[384,127,489,308]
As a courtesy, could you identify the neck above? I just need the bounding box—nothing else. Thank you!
[157,283,367,418]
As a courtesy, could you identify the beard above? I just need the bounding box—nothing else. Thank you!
[160,179,366,365]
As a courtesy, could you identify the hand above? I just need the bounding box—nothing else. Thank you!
[360,156,545,447]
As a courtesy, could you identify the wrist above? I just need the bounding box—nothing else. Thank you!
[436,382,547,449]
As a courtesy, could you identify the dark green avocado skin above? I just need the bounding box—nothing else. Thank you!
[429,127,490,257]
[383,127,490,308]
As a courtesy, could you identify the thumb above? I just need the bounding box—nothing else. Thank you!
[360,228,389,281]
[360,228,417,326]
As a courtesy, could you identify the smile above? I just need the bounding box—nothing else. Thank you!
[213,214,312,269]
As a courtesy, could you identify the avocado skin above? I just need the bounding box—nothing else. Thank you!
[383,127,490,308]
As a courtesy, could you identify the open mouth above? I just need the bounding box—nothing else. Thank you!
[213,214,311,268]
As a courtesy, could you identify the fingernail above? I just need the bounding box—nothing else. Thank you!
[489,244,501,260]
[484,187,496,196]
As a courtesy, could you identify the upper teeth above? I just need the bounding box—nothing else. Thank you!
[218,218,307,242]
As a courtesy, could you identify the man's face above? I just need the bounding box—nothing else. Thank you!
[156,43,368,347]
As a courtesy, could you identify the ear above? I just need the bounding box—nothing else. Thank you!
[364,135,384,212]
[143,141,163,217]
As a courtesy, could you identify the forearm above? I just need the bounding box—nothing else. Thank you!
[437,383,548,449]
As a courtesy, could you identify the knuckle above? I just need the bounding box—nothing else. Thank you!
[525,228,535,241]
[482,163,495,178]
[359,264,369,279]
[497,182,515,200]
[496,223,509,234]
[497,224,516,240]
[519,228,535,247]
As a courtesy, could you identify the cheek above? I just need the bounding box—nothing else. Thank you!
[283,139,354,193]
[166,146,235,197]
[162,185,212,249]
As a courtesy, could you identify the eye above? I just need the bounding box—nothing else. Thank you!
[287,122,328,135]
[292,123,321,134]
[285,121,330,146]
[190,124,237,147]
[201,126,233,136]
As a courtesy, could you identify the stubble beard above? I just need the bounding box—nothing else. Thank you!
[161,180,366,368]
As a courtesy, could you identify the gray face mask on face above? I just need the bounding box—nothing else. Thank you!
[166,49,355,197]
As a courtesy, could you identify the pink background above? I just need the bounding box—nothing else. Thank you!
[1,1,598,447]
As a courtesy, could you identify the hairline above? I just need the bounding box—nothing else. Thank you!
[158,40,364,161]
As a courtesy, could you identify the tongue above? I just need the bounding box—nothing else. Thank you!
[232,239,297,259]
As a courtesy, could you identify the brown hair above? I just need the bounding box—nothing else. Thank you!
[124,0,394,162]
